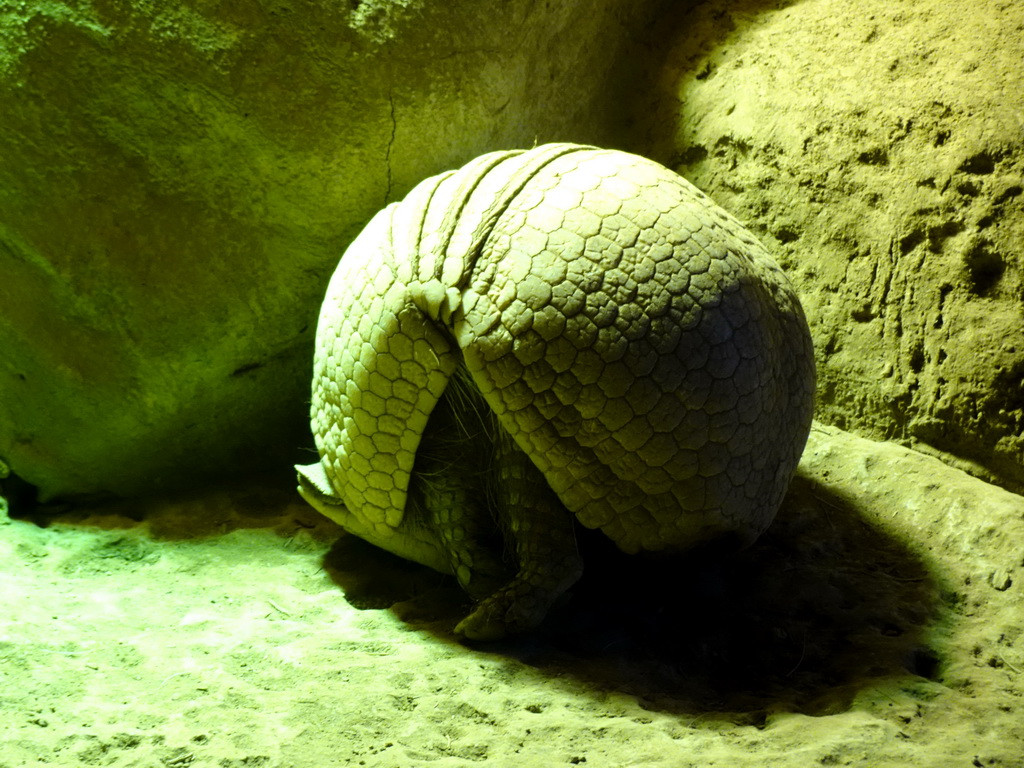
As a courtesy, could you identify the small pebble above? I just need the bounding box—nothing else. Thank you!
[987,569,1012,591]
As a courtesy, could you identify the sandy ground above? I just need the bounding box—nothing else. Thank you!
[2,424,1021,767]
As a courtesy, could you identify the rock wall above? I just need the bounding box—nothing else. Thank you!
[0,0,658,500]
[3,0,1021,503]
[636,0,1024,492]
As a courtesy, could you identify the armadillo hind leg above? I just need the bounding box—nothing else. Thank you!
[454,425,584,641]
[407,372,511,599]
[417,366,583,640]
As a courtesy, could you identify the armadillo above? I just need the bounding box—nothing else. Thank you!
[296,143,815,640]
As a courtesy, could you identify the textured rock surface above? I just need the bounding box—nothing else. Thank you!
[637,0,1024,492]
[0,0,658,500]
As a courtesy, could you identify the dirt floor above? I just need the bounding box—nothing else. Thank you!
[2,424,1021,767]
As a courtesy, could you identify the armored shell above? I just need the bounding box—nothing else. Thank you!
[297,143,815,639]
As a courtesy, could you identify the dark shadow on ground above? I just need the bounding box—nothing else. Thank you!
[8,478,337,541]
[323,473,939,717]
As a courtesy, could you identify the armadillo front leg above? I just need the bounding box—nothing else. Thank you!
[454,429,584,641]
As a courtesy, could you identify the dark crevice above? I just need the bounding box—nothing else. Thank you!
[963,240,1005,296]
[384,89,397,204]
[926,220,964,252]
[957,150,1002,175]
[900,229,925,254]
[935,284,954,329]
[995,185,1023,205]
[909,345,926,374]
[856,147,889,166]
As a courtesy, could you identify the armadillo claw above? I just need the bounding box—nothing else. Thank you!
[454,558,584,641]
